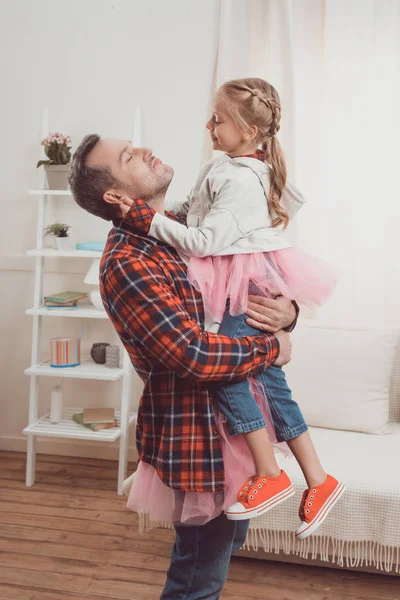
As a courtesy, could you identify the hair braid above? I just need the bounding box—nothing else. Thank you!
[218,78,289,229]
[262,136,288,229]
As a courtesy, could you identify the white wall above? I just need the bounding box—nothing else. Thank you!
[0,0,219,458]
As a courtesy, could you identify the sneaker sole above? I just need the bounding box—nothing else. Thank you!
[295,482,346,540]
[226,485,295,521]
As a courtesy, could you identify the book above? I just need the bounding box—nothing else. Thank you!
[46,304,77,310]
[44,291,88,304]
[76,241,106,252]
[73,413,117,431]
[44,301,78,307]
[83,407,115,424]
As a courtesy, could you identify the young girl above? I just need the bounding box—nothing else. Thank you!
[132,78,345,540]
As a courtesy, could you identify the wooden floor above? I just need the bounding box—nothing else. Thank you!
[0,452,399,600]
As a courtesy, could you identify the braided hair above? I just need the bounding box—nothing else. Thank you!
[216,78,289,229]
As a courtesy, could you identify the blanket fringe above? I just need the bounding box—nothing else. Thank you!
[243,528,400,573]
[138,512,174,534]
[137,515,399,573]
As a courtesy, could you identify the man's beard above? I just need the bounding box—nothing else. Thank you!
[140,164,174,201]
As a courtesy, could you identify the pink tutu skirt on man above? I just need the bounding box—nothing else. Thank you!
[127,379,290,529]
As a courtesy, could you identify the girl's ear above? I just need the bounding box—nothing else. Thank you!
[243,125,258,142]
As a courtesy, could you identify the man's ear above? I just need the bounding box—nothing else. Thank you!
[103,190,123,206]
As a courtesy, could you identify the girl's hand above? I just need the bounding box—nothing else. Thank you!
[118,194,134,208]
[245,294,296,333]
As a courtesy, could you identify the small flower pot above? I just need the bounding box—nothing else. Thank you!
[45,164,70,190]
[55,237,75,251]
[50,236,57,249]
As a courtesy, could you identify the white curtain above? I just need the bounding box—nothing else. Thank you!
[204,0,400,328]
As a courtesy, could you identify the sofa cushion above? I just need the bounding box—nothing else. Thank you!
[283,323,398,434]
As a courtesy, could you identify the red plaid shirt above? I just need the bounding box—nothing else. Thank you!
[100,151,296,492]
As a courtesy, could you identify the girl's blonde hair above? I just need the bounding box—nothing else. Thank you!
[217,78,289,229]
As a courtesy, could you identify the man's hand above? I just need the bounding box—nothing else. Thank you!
[273,330,292,366]
[245,295,296,333]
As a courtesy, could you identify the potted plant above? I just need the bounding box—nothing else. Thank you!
[44,222,74,250]
[37,133,72,190]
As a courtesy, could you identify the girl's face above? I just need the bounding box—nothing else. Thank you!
[206,96,248,155]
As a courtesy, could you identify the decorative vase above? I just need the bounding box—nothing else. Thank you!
[105,345,121,368]
[50,338,80,368]
[55,236,75,251]
[90,343,110,364]
[45,164,70,190]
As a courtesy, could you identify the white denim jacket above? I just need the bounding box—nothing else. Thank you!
[149,153,306,258]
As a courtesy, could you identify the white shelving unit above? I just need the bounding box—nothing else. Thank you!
[25,356,125,381]
[29,189,73,196]
[26,303,110,319]
[24,108,136,495]
[24,408,137,443]
[27,249,102,258]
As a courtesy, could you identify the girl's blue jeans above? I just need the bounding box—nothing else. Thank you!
[212,310,308,442]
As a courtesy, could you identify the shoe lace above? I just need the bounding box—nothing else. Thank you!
[240,476,269,505]
[299,487,318,521]
[238,477,256,501]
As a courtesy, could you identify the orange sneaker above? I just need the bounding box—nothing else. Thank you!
[295,474,345,540]
[226,470,295,521]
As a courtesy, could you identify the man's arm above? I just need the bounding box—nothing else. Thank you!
[102,256,280,383]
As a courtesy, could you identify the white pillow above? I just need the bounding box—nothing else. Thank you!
[283,323,398,434]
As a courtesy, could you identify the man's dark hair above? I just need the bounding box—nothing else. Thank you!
[68,134,119,221]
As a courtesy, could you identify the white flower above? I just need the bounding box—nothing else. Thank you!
[41,132,71,147]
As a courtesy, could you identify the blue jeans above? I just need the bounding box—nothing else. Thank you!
[160,512,249,599]
[212,310,308,442]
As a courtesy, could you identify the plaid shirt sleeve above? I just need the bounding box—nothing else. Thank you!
[123,199,156,234]
[103,256,280,383]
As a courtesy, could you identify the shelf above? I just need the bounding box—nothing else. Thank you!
[25,108,138,496]
[25,356,126,381]
[29,189,73,196]
[27,249,102,258]
[26,303,109,319]
[23,407,137,442]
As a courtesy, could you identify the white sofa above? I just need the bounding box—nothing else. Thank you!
[125,321,400,574]
[243,321,400,574]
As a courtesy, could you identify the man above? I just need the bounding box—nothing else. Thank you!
[68,136,296,599]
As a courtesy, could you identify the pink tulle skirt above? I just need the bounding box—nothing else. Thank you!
[127,379,291,527]
[187,247,339,322]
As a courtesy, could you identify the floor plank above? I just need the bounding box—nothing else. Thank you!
[0,538,112,563]
[0,585,121,600]
[1,450,399,600]
[0,476,124,499]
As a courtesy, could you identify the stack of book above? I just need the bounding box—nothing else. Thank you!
[44,291,88,309]
[72,408,117,431]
